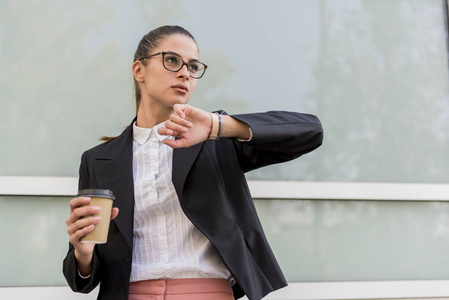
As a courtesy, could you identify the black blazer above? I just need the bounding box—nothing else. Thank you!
[63,111,323,300]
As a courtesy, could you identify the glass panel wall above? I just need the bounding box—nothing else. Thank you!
[3,196,449,286]
[1,0,448,182]
[0,196,70,286]
[255,199,449,282]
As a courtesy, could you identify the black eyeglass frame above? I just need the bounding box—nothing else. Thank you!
[138,51,208,79]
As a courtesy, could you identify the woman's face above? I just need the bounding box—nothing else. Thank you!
[137,34,200,112]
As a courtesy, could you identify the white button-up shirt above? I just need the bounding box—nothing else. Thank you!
[130,122,233,283]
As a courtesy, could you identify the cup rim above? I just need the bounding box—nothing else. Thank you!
[77,189,115,200]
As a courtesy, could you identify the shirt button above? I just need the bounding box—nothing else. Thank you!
[161,256,168,263]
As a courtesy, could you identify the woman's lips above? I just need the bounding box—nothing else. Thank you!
[172,84,188,94]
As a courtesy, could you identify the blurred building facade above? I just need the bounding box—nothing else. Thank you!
[1,1,449,299]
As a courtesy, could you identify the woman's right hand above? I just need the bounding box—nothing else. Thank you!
[66,197,119,275]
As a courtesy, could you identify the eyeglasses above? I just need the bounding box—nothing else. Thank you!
[138,51,208,79]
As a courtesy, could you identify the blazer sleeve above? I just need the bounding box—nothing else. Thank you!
[62,151,102,293]
[230,111,324,172]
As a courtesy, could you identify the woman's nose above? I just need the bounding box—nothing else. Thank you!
[177,64,190,79]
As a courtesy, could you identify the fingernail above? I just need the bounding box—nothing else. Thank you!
[92,206,101,213]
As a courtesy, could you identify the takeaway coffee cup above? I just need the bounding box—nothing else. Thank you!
[78,189,115,244]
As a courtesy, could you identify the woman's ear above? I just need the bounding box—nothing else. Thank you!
[132,61,145,82]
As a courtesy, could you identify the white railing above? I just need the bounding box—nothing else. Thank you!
[3,176,449,201]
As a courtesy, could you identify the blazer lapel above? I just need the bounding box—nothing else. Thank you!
[172,142,203,201]
[93,120,135,250]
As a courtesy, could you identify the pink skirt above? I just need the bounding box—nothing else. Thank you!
[129,278,234,300]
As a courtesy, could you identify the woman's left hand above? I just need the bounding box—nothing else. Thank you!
[158,104,212,148]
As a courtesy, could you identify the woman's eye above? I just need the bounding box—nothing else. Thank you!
[165,55,180,65]
[189,63,200,72]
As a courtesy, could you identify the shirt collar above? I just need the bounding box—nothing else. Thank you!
[132,121,173,146]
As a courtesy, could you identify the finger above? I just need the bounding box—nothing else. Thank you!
[157,127,174,136]
[66,205,101,226]
[162,138,188,149]
[169,114,193,129]
[69,197,91,212]
[67,216,101,236]
[73,205,101,219]
[157,127,183,138]
[165,120,188,134]
[173,104,186,119]
[111,207,119,220]
[69,224,96,245]
[172,105,195,128]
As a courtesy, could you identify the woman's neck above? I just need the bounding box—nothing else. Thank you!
[136,102,173,128]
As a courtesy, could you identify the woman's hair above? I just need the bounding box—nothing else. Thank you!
[100,25,197,143]
[133,25,197,115]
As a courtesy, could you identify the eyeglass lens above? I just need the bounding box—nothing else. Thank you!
[163,53,205,78]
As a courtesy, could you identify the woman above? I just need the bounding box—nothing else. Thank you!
[63,25,323,300]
